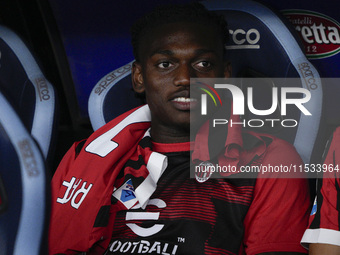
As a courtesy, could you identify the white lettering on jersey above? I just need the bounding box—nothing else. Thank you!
[108,240,178,254]
[57,176,93,209]
[85,105,151,157]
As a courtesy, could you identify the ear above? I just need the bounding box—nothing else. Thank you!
[223,62,232,78]
[132,61,145,93]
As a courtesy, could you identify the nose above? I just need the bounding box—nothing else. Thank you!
[173,64,193,87]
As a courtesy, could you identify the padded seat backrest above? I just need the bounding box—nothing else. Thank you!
[0,91,48,255]
[203,0,323,165]
[0,25,57,162]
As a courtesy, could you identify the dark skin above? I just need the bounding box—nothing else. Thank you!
[132,22,230,143]
[132,21,305,255]
[309,243,340,254]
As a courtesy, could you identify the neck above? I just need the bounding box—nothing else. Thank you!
[150,124,191,143]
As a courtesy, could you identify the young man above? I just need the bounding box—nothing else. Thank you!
[49,3,310,254]
[301,127,340,254]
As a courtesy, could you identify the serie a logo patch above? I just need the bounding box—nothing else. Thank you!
[112,179,138,209]
[120,179,136,202]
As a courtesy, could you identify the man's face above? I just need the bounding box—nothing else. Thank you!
[132,22,230,142]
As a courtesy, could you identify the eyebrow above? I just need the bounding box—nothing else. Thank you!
[150,48,217,58]
[149,49,174,57]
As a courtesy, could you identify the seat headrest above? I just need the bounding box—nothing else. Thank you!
[0,25,57,160]
[89,61,140,130]
[205,0,306,78]
[203,0,322,164]
[0,91,48,255]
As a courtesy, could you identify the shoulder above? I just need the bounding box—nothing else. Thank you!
[87,105,151,142]
[244,130,301,162]
[243,131,304,179]
[327,127,340,158]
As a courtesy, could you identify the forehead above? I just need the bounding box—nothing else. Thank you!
[138,22,224,59]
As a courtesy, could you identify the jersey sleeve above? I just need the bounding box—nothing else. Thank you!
[301,128,340,247]
[49,140,86,255]
[301,177,340,247]
[243,138,310,254]
[50,140,86,199]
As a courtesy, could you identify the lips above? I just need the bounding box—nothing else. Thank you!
[171,97,197,110]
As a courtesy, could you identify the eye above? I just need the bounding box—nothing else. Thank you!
[157,61,174,69]
[195,61,212,69]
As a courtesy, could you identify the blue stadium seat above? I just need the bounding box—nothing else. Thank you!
[0,25,57,164]
[88,0,324,165]
[0,91,49,255]
[88,60,137,131]
[203,0,324,166]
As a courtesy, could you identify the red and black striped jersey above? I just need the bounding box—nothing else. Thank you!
[107,140,309,255]
[302,128,340,247]
[49,105,310,254]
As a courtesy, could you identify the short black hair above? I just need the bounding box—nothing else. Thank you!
[131,2,229,62]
